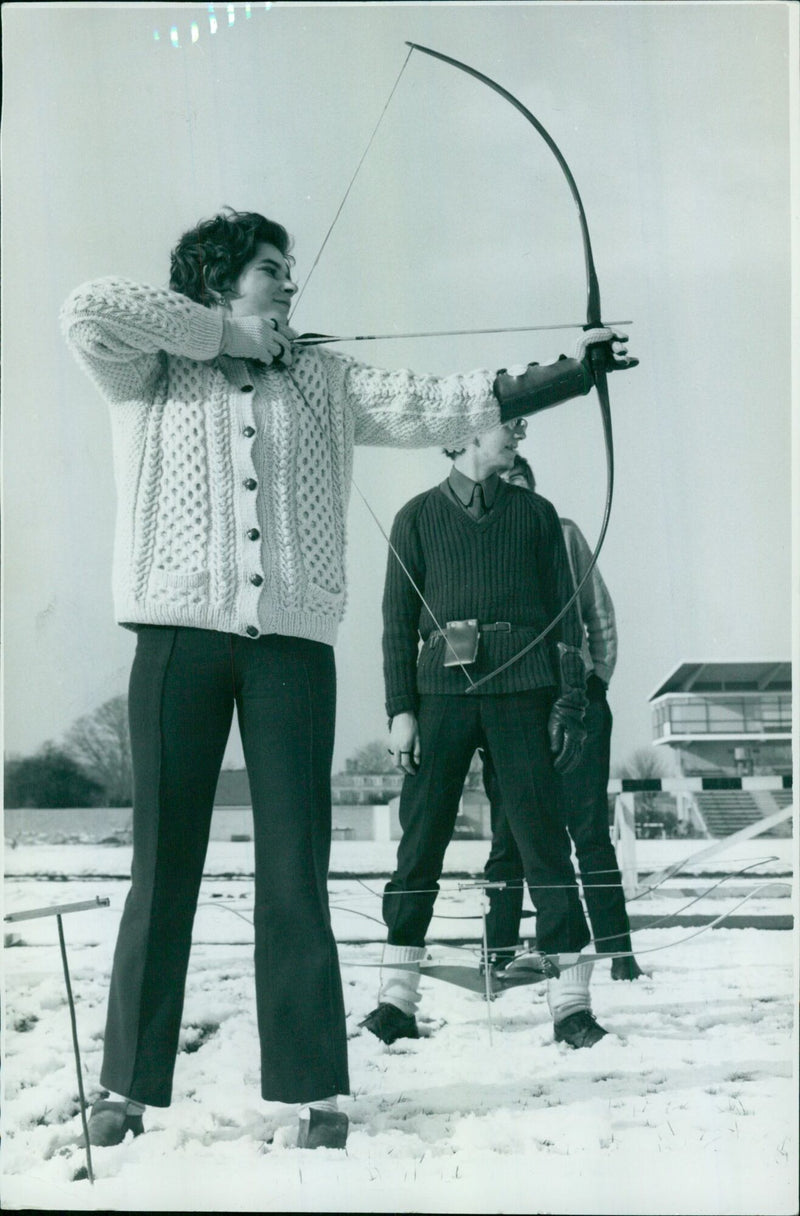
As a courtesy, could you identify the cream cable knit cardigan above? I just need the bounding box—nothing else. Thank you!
[61,278,502,644]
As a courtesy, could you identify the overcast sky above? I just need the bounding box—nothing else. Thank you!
[2,1,796,775]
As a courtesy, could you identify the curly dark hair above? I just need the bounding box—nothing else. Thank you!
[169,207,294,306]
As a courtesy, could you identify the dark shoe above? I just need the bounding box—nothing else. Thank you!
[612,955,645,981]
[360,1003,419,1045]
[86,1098,145,1146]
[297,1108,349,1150]
[554,1010,608,1049]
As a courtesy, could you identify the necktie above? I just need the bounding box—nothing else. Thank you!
[468,483,486,520]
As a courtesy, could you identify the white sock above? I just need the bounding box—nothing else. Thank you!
[105,1091,146,1115]
[379,944,426,1015]
[299,1095,339,1119]
[547,960,595,1023]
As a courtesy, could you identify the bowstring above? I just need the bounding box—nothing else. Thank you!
[282,364,478,688]
[289,46,414,320]
[277,42,476,692]
[285,41,611,695]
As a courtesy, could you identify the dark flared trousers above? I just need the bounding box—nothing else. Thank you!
[484,687,634,956]
[383,692,590,955]
[100,626,349,1107]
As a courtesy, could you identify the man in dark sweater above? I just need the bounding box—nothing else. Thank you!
[361,417,610,1051]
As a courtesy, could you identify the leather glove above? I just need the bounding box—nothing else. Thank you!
[547,643,588,774]
[221,315,293,368]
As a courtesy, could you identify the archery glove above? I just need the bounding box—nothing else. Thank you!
[221,315,293,368]
[548,642,588,775]
[574,326,638,372]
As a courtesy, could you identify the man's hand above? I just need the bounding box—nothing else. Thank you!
[221,314,294,368]
[388,712,420,775]
[575,327,638,374]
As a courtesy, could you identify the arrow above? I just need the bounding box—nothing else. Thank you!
[295,321,632,347]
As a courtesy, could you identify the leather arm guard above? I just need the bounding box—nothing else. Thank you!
[493,356,593,424]
[547,642,588,775]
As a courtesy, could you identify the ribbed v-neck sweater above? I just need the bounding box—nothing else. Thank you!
[382,480,584,715]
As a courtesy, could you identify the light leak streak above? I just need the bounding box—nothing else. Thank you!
[156,4,267,47]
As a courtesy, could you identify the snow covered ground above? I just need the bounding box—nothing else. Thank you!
[3,837,798,1213]
[5,833,795,880]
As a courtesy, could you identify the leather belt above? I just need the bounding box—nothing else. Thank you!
[428,621,513,643]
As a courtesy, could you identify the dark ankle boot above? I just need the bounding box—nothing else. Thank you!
[554,1010,608,1049]
[360,1003,419,1045]
[612,955,645,981]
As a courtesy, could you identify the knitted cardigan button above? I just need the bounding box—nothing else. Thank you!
[242,426,256,438]
[249,573,264,586]
[247,528,260,541]
[243,478,257,491]
[241,384,254,393]
[245,625,259,638]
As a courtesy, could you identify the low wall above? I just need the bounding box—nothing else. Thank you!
[3,804,399,844]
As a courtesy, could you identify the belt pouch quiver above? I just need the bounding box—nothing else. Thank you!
[442,619,479,667]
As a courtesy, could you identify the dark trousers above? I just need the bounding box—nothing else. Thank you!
[100,626,349,1107]
[484,685,633,956]
[383,692,590,955]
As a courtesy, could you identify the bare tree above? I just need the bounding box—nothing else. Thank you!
[613,746,675,782]
[64,694,133,806]
[346,740,396,774]
[4,744,104,808]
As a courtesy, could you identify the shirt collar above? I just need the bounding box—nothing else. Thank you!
[448,465,501,510]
